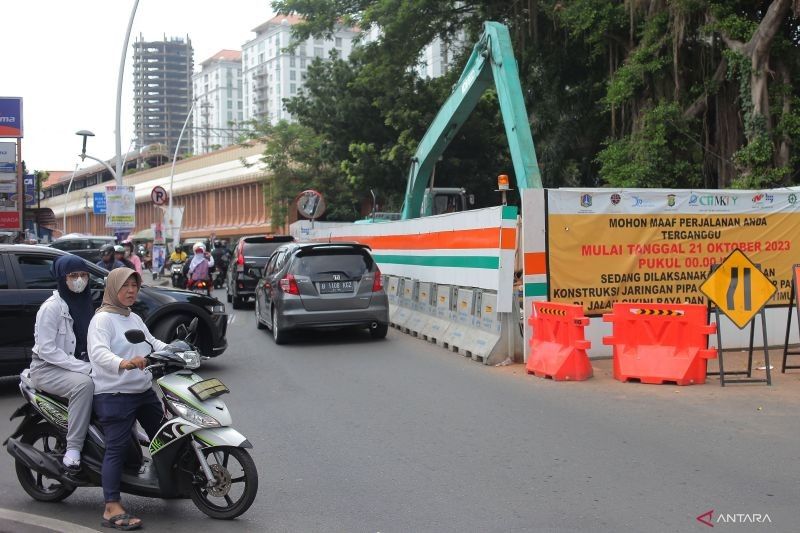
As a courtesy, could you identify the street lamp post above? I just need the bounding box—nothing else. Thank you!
[83,192,91,232]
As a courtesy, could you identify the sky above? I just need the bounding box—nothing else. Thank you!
[4,0,275,172]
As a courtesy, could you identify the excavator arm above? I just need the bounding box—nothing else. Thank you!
[400,21,542,220]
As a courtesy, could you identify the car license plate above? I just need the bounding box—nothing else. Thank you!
[318,281,354,294]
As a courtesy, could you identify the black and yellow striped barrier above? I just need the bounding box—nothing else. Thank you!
[538,307,567,316]
[629,308,685,317]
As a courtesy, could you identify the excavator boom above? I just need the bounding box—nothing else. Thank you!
[400,21,541,219]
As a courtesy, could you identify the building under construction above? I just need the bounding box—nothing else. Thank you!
[133,34,194,158]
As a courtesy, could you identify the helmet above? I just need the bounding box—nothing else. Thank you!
[114,245,125,253]
[100,244,115,257]
[214,240,222,247]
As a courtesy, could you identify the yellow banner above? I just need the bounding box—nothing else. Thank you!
[549,212,798,315]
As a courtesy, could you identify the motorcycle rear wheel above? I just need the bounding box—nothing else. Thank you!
[190,446,258,519]
[15,424,76,502]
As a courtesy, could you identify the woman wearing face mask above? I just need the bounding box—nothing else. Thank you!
[121,240,142,274]
[88,267,168,531]
[29,255,95,476]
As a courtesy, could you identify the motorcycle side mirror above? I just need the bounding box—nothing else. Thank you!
[125,329,147,344]
[176,324,188,339]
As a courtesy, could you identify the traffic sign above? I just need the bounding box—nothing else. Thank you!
[295,189,326,219]
[93,192,106,214]
[151,186,168,206]
[700,249,776,329]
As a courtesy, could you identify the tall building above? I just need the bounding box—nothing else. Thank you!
[133,34,194,157]
[242,15,358,124]
[192,50,243,154]
[417,32,468,79]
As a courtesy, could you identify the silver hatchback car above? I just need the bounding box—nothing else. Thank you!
[253,242,389,344]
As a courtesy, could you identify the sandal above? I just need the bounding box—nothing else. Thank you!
[101,513,142,530]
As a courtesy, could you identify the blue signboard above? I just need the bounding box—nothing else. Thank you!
[0,163,14,173]
[0,98,23,138]
[23,175,35,208]
[93,192,106,214]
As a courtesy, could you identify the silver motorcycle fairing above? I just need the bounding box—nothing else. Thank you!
[193,427,252,449]
[156,372,233,426]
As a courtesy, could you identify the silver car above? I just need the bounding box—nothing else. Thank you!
[253,242,389,344]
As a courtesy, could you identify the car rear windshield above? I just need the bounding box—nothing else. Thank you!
[290,248,373,278]
[243,242,288,258]
[241,236,294,258]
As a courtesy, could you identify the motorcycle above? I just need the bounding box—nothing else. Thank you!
[4,319,258,520]
[190,278,211,296]
[171,261,186,288]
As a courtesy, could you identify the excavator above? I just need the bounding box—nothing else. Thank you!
[397,20,542,220]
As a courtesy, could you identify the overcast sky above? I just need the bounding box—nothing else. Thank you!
[4,0,275,172]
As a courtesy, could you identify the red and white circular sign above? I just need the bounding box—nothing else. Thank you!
[151,186,168,206]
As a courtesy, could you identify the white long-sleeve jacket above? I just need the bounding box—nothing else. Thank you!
[31,291,92,375]
[88,311,168,394]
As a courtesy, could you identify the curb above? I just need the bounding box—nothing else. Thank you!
[0,508,99,533]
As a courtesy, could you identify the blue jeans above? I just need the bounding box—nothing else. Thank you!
[93,389,163,502]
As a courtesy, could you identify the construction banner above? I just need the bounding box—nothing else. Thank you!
[547,189,800,316]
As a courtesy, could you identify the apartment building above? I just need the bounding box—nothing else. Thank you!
[192,50,243,154]
[242,15,358,124]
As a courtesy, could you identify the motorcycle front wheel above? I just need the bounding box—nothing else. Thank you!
[190,445,258,519]
[15,424,76,502]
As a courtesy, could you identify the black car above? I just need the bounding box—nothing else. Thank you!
[49,234,117,264]
[226,235,294,309]
[0,244,228,377]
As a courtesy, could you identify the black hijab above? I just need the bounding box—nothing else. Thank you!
[52,255,93,360]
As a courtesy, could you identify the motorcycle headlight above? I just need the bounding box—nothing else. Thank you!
[166,399,220,428]
[180,350,201,369]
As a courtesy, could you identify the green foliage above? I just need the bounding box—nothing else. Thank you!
[597,102,703,188]
[257,0,800,209]
[604,14,671,107]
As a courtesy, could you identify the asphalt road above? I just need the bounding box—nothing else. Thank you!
[0,288,797,532]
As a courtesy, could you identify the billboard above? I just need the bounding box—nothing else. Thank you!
[546,189,800,315]
[0,141,15,173]
[104,186,135,229]
[0,98,23,138]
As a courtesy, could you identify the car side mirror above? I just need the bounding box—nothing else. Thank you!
[248,267,262,278]
[124,329,146,344]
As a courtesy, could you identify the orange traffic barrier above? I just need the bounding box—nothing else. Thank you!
[526,302,593,381]
[602,303,717,385]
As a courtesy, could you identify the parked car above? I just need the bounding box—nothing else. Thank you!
[0,244,228,377]
[49,234,117,264]
[226,235,294,309]
[253,242,389,344]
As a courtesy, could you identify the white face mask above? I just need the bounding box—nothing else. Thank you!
[67,277,88,293]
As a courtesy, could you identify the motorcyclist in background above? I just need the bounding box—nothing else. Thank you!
[97,245,125,271]
[211,240,230,289]
[167,244,188,266]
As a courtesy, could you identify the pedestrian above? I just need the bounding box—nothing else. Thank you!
[29,255,95,477]
[88,268,169,531]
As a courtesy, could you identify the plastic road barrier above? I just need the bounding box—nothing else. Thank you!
[602,303,717,385]
[526,302,593,381]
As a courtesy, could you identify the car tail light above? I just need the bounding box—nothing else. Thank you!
[280,273,300,295]
[372,268,383,292]
[237,248,244,266]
